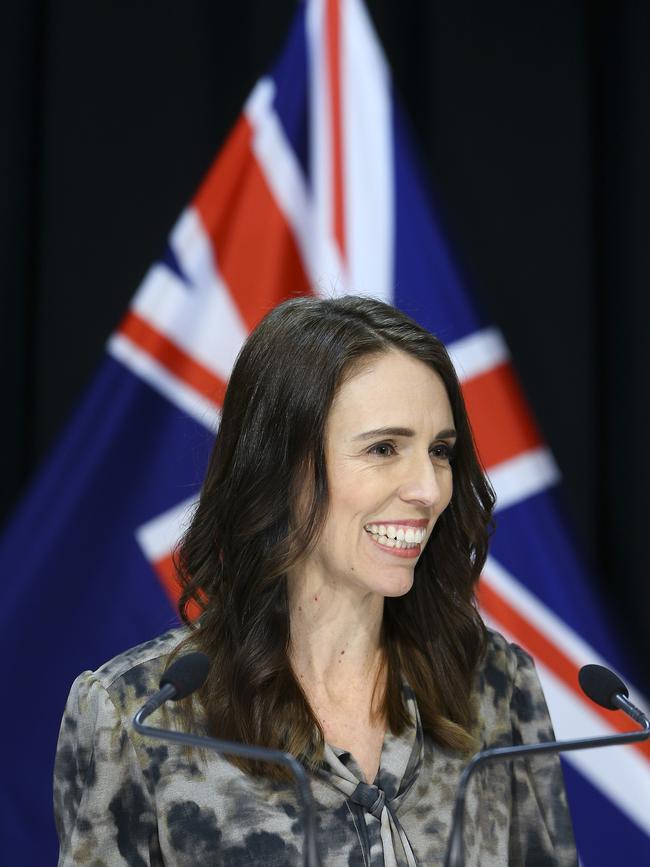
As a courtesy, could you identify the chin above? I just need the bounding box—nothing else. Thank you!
[377,576,414,598]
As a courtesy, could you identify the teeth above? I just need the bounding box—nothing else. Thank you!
[371,532,420,550]
[364,524,427,544]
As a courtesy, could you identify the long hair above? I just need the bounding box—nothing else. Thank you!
[174,295,495,777]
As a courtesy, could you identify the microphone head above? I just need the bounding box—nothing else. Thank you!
[579,663,628,710]
[159,652,210,700]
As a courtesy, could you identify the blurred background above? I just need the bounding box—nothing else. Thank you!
[3,0,648,680]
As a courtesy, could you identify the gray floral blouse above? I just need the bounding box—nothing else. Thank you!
[54,627,578,866]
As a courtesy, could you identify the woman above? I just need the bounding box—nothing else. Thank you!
[54,296,578,866]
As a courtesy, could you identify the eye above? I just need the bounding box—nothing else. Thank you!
[430,442,455,462]
[367,441,397,457]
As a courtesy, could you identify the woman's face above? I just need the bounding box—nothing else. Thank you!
[300,349,456,600]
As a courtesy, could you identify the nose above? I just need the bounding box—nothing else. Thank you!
[397,453,446,508]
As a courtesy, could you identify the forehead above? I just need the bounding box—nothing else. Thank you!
[328,350,454,435]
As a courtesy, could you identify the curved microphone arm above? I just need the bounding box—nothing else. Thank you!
[134,704,322,867]
[443,716,650,867]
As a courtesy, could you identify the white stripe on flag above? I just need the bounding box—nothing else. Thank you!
[342,0,393,301]
[245,78,320,286]
[128,249,244,387]
[107,332,220,431]
[447,327,509,383]
[121,204,249,391]
[135,496,198,563]
[488,447,561,513]
[169,208,248,379]
[306,0,350,292]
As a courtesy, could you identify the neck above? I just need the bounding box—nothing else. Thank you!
[287,571,385,706]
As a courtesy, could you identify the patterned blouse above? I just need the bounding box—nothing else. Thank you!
[54,627,578,866]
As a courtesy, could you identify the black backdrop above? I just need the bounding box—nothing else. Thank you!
[2,1,649,688]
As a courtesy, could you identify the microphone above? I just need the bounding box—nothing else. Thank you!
[133,653,322,867]
[579,663,649,726]
[137,651,211,718]
[443,664,649,867]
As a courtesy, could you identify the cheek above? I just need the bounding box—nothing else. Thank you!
[326,473,379,535]
[323,476,364,531]
[440,471,454,511]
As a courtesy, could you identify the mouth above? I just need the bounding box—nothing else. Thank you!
[363,522,427,558]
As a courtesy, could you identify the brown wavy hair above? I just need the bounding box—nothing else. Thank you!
[174,295,495,777]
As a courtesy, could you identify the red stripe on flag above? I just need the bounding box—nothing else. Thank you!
[119,310,228,407]
[478,579,650,761]
[152,553,202,622]
[193,115,312,332]
[462,362,542,469]
[326,0,345,260]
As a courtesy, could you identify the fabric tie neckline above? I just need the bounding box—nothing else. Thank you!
[349,781,386,819]
[318,683,423,867]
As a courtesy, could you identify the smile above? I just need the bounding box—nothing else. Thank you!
[363,523,426,557]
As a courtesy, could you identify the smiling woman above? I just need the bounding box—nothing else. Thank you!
[54,296,578,866]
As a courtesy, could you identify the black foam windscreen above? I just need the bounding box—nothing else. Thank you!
[579,663,628,710]
[159,652,210,700]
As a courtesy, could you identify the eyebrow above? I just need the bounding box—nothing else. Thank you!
[353,426,457,441]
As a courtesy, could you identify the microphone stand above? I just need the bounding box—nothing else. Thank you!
[443,716,650,867]
[134,703,322,867]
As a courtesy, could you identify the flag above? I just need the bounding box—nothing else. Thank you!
[2,0,648,863]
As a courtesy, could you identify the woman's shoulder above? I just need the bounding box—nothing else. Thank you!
[73,624,191,718]
[55,626,196,862]
[94,625,187,682]
[480,628,533,681]
[471,629,543,731]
